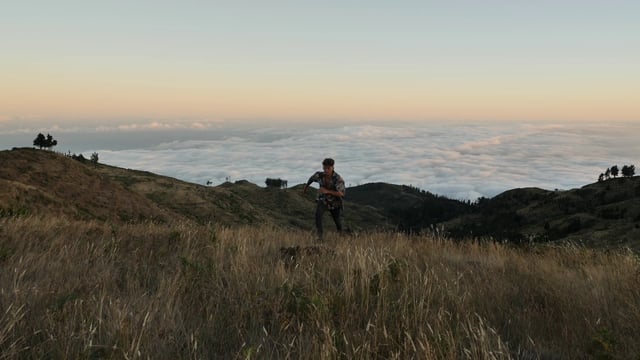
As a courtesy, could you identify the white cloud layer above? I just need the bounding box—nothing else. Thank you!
[84,122,639,200]
[0,119,225,135]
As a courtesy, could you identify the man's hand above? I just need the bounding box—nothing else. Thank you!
[307,186,342,197]
[320,187,344,197]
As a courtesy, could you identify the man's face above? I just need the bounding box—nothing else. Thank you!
[323,165,333,174]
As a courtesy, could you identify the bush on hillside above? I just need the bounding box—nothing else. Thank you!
[265,178,288,189]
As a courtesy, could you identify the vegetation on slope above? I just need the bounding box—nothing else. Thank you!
[446,179,640,249]
[1,217,639,359]
[0,148,176,222]
[347,183,474,233]
[0,148,388,233]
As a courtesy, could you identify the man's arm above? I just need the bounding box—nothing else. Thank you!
[303,172,321,194]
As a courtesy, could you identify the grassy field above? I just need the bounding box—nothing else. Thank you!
[1,216,639,359]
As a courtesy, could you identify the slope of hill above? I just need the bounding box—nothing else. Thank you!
[0,148,177,222]
[0,148,388,232]
[445,179,640,248]
[346,182,474,232]
[92,160,388,231]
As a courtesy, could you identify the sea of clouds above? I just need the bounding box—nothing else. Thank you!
[76,121,638,200]
[1,120,637,200]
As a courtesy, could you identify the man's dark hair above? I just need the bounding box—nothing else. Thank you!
[322,158,335,166]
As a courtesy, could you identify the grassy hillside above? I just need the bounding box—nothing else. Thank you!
[0,148,387,232]
[0,148,177,222]
[347,183,473,233]
[1,217,638,358]
[445,178,640,249]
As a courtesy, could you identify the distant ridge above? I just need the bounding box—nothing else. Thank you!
[1,148,639,249]
[444,178,640,248]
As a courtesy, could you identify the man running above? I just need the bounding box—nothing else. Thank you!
[303,158,346,240]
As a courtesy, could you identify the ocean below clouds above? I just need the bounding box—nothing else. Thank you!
[71,121,640,200]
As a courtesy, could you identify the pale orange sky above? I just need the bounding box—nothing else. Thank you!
[1,1,639,125]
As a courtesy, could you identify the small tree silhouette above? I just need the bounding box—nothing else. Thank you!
[621,165,635,177]
[90,152,99,166]
[265,178,287,189]
[46,134,58,149]
[604,168,611,180]
[610,165,619,178]
[33,133,46,149]
[71,153,86,162]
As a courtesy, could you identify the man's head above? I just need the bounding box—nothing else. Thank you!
[322,158,335,174]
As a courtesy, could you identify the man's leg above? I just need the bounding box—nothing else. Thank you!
[315,201,326,239]
[330,208,343,233]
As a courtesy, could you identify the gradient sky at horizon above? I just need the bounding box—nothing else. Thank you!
[1,0,639,126]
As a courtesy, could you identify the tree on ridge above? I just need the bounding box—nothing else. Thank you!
[610,165,619,178]
[33,133,58,150]
[621,165,635,177]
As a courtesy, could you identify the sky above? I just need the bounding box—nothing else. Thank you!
[1,2,638,199]
[1,0,639,125]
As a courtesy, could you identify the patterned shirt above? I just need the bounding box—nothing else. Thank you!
[306,171,346,209]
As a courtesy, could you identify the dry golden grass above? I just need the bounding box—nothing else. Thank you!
[1,216,639,359]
